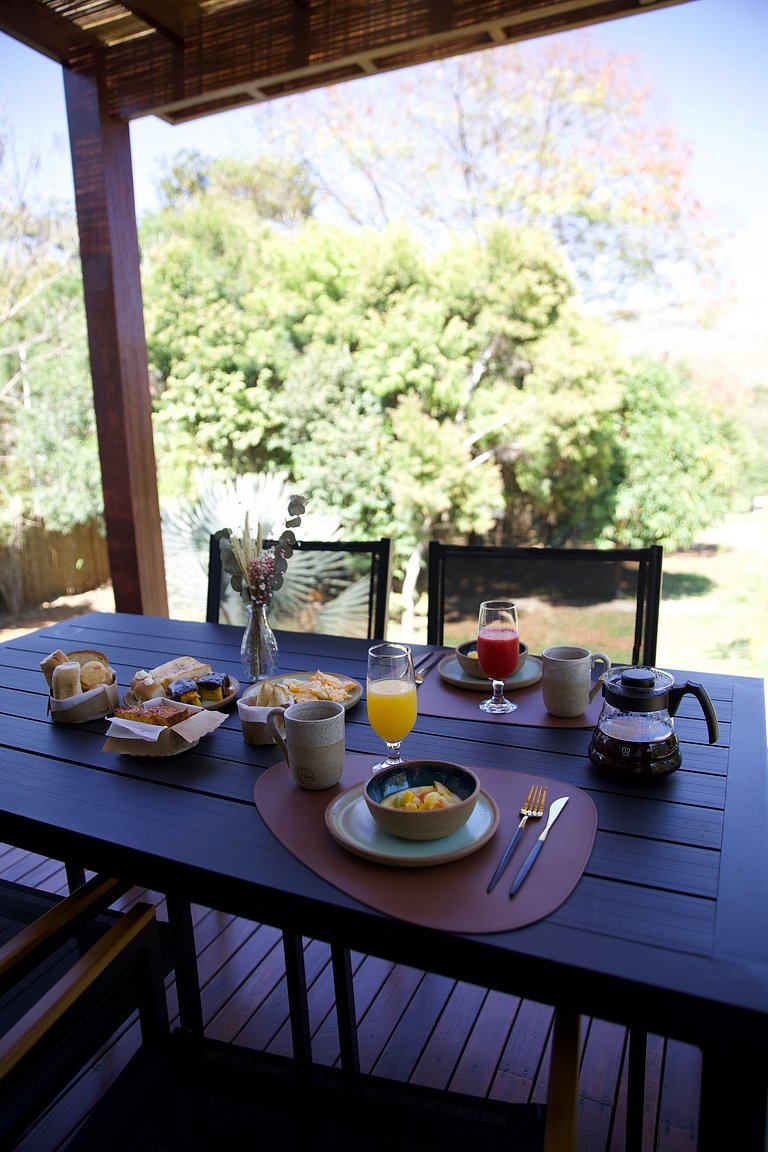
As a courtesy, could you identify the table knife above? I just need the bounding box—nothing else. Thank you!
[414,651,443,683]
[508,796,569,897]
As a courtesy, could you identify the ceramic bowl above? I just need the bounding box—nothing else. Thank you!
[364,760,480,841]
[455,640,528,679]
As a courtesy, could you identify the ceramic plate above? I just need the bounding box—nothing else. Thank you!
[124,676,240,711]
[325,785,500,867]
[249,671,363,711]
[437,654,542,692]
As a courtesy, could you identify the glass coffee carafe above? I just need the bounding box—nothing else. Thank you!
[588,666,720,780]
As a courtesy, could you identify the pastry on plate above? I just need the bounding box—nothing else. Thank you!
[131,656,212,701]
[114,703,194,727]
[147,656,212,689]
[197,672,233,703]
[167,677,202,706]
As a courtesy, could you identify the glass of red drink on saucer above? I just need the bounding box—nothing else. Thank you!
[476,600,519,714]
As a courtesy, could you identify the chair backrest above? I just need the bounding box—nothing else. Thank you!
[427,542,663,666]
[208,536,392,640]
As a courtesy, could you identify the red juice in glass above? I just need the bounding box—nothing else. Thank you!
[477,626,519,680]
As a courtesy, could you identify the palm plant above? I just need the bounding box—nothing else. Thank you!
[162,470,377,636]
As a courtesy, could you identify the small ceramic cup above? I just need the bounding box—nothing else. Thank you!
[266,700,346,790]
[541,645,611,718]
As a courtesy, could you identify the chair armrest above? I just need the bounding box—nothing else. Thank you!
[0,875,128,988]
[0,902,167,1083]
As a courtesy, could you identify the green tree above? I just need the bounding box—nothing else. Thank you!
[142,213,576,609]
[157,150,314,225]
[0,129,95,537]
[607,359,735,550]
[505,305,627,544]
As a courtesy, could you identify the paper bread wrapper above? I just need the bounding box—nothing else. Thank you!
[237,699,276,745]
[102,699,227,756]
[49,680,120,724]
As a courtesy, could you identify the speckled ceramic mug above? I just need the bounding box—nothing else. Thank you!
[266,700,346,790]
[541,645,611,718]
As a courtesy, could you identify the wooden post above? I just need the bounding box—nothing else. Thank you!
[63,64,167,617]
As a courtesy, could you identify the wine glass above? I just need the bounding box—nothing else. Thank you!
[477,600,519,714]
[366,642,417,772]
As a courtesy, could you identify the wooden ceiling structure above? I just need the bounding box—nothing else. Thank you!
[0,0,695,617]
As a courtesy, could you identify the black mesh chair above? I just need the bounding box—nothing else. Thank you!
[427,542,663,666]
[207,536,392,641]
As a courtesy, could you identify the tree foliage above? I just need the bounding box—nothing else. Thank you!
[1,29,738,602]
[141,198,581,561]
[157,148,314,225]
[0,130,93,539]
[606,359,736,549]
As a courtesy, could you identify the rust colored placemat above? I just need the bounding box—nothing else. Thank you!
[254,753,597,934]
[417,665,604,730]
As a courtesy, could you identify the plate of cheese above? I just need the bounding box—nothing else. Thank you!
[242,670,362,711]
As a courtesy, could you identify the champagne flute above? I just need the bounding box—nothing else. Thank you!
[477,600,519,714]
[366,642,417,772]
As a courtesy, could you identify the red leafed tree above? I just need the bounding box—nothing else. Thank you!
[266,34,715,307]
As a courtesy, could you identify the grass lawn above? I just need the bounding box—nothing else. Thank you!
[656,509,768,683]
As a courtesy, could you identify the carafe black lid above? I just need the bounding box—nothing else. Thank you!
[601,666,674,711]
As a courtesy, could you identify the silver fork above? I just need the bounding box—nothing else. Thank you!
[486,784,547,893]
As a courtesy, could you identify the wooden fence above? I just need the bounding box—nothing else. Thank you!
[0,520,110,615]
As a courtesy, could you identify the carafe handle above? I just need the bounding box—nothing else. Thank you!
[668,682,720,745]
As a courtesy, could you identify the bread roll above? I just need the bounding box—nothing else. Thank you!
[67,649,110,669]
[40,650,69,690]
[80,660,112,692]
[130,670,165,702]
[52,661,82,700]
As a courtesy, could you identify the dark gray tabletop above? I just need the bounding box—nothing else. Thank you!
[1,612,766,1144]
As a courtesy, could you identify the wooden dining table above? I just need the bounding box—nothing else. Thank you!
[1,611,766,1151]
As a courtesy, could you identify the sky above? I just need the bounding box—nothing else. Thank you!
[1,0,767,359]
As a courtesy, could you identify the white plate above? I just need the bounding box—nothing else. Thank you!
[251,671,363,711]
[437,654,542,692]
[325,785,500,867]
[124,676,240,711]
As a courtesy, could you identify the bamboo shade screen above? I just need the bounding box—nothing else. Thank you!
[6,2,694,124]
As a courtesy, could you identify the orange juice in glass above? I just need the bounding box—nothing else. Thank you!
[367,642,417,772]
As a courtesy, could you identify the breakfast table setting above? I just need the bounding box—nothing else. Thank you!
[0,605,766,1150]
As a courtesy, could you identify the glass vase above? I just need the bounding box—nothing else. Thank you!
[241,601,278,682]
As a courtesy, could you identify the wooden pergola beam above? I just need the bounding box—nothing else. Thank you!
[63,65,168,617]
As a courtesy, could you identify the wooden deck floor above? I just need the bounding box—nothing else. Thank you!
[4,845,700,1151]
